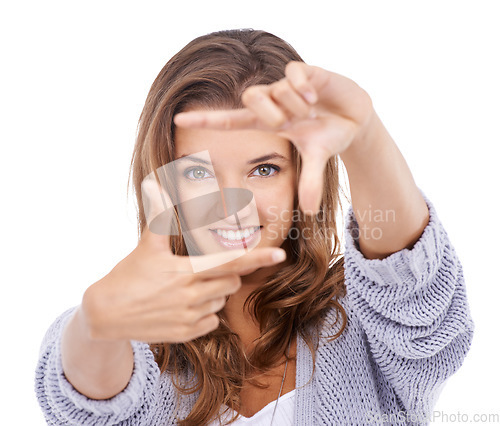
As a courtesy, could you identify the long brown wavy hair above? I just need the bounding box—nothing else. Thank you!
[127,29,348,425]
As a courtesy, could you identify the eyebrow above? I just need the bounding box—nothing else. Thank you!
[176,155,211,165]
[176,152,290,166]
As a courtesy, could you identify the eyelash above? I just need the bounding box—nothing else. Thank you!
[183,163,280,181]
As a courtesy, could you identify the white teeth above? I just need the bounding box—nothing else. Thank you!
[215,227,259,241]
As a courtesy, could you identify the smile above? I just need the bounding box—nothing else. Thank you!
[211,226,261,241]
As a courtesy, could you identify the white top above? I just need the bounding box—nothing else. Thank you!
[207,389,296,425]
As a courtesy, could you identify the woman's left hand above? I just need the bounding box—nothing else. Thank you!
[174,61,376,215]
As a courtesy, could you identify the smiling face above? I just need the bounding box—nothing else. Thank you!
[173,123,297,257]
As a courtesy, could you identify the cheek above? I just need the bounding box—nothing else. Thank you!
[177,181,219,204]
[256,190,295,226]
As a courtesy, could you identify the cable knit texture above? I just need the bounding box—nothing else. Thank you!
[35,189,474,425]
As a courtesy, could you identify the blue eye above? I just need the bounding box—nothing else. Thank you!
[184,166,213,181]
[252,164,280,177]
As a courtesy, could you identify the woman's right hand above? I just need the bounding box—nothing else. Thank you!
[81,179,286,344]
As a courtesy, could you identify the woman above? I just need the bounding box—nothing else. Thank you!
[35,29,474,425]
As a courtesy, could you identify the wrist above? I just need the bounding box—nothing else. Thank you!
[81,277,122,342]
[62,306,134,400]
[339,110,388,169]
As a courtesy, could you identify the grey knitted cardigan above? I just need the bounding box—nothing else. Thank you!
[35,190,474,425]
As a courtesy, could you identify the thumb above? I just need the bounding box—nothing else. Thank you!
[297,150,329,215]
[140,171,178,250]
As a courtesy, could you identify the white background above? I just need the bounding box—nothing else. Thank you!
[1,1,498,424]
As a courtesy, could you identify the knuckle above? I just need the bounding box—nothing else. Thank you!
[215,296,227,310]
[183,287,199,304]
[187,315,220,340]
[270,113,288,128]
[242,86,263,104]
[173,324,191,342]
[181,309,198,325]
[285,60,300,73]
[210,298,222,313]
[229,274,241,291]
[207,314,220,330]
[285,61,305,81]
[296,81,311,95]
[272,82,289,98]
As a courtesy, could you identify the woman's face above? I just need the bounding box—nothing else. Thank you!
[173,120,296,258]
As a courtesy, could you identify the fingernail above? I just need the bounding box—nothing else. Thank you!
[280,121,291,130]
[272,249,287,262]
[173,114,185,125]
[304,91,317,104]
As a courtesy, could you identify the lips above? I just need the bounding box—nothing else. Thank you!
[212,226,260,241]
[209,226,262,249]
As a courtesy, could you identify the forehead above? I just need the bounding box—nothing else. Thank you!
[174,127,291,160]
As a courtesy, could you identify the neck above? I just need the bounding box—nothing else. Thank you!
[222,273,265,350]
[222,261,284,350]
[222,254,294,349]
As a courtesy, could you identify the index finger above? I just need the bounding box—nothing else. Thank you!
[192,246,287,278]
[285,61,318,105]
[174,108,265,131]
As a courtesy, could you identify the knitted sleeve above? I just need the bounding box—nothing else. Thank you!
[343,188,474,418]
[34,306,162,425]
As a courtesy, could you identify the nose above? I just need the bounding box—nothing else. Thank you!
[176,186,255,231]
[214,186,255,224]
[215,172,247,218]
